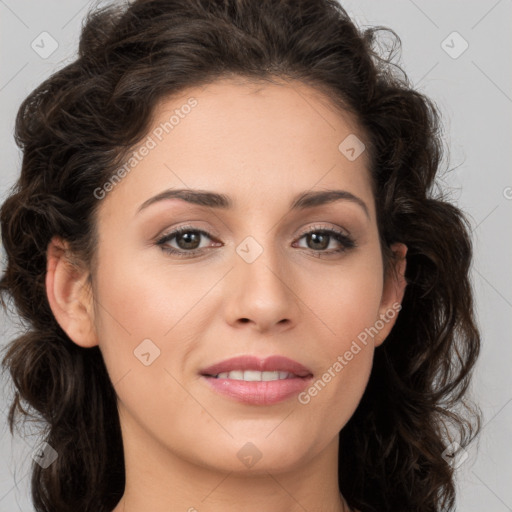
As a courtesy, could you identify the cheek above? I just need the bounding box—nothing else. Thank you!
[90,245,225,407]
[294,253,383,425]
[303,254,384,349]
[91,255,200,428]
[92,243,210,338]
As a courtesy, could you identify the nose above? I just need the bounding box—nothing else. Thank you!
[223,236,302,334]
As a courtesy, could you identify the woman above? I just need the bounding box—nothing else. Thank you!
[0,0,481,511]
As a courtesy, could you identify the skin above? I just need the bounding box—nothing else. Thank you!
[46,77,407,512]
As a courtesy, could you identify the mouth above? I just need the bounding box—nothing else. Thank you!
[199,355,313,405]
[206,370,302,381]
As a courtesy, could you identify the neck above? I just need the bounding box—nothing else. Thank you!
[112,410,348,512]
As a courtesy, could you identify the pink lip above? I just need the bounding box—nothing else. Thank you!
[200,355,313,406]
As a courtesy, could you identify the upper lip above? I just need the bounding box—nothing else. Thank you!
[200,355,313,378]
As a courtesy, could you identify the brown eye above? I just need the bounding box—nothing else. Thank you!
[294,227,356,256]
[305,232,330,251]
[173,230,202,250]
[156,227,218,257]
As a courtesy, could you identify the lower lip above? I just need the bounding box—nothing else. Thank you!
[201,375,312,405]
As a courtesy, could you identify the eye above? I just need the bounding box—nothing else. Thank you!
[155,224,356,259]
[293,225,356,256]
[156,226,220,258]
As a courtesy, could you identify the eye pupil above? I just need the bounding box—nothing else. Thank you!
[177,231,201,249]
[308,232,329,250]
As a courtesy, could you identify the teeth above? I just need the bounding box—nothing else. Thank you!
[215,370,292,381]
[244,370,262,381]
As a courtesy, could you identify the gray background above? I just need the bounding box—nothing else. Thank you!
[0,0,511,510]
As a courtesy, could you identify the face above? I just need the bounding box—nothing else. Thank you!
[53,78,406,477]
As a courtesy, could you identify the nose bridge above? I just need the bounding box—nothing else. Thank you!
[235,230,289,296]
[225,228,300,329]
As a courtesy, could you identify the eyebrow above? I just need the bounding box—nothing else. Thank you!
[137,188,370,218]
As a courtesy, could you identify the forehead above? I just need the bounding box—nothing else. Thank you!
[154,76,367,152]
[98,77,375,219]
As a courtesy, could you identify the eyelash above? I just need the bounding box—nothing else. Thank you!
[156,224,356,259]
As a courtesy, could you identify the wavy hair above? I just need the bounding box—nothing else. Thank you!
[0,0,481,511]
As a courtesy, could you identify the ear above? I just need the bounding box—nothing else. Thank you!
[374,242,408,347]
[45,236,98,348]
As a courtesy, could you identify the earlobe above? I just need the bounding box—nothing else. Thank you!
[374,242,408,347]
[45,236,98,348]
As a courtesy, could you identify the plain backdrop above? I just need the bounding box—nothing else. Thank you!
[1,1,511,510]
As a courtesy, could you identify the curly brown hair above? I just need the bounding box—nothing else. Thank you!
[0,0,481,511]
